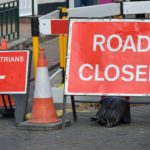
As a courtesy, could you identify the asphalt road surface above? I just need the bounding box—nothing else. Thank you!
[0,105,150,150]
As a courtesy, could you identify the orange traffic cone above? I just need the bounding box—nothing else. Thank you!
[0,39,8,49]
[0,39,15,108]
[29,48,60,124]
[0,95,15,107]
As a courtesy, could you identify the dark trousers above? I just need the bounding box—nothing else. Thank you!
[81,0,95,6]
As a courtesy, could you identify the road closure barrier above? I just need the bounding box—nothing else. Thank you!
[62,18,150,128]
[65,19,150,96]
[38,1,150,127]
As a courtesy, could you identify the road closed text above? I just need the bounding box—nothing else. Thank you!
[79,64,150,82]
[93,34,150,52]
[78,33,150,82]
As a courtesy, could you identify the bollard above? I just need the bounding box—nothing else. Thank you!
[31,16,40,79]
[59,7,68,82]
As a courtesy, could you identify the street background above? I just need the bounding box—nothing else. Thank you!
[0,17,148,150]
[1,1,150,149]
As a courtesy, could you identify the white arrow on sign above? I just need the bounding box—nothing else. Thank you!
[0,75,6,80]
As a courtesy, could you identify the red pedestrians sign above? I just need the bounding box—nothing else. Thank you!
[65,19,150,96]
[0,50,30,94]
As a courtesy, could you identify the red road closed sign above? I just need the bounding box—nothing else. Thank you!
[0,50,30,94]
[65,19,150,96]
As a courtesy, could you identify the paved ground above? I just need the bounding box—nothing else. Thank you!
[0,105,150,150]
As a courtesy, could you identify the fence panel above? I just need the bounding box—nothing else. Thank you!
[0,0,19,41]
[19,0,32,16]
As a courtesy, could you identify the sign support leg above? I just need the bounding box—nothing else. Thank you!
[71,95,77,121]
[13,94,28,124]
[62,95,67,129]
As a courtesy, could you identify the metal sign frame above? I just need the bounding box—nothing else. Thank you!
[68,3,120,17]
[39,1,150,35]
[123,1,150,15]
[19,0,32,16]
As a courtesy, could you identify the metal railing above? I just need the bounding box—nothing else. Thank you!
[0,0,19,41]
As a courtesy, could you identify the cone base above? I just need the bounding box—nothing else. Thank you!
[29,118,61,124]
[29,98,60,124]
[18,119,71,131]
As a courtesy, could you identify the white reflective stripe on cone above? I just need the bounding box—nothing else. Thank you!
[34,67,52,98]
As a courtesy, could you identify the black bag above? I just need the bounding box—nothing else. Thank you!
[91,96,131,127]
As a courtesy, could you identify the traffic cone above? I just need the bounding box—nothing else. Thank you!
[0,39,8,49]
[29,48,60,124]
